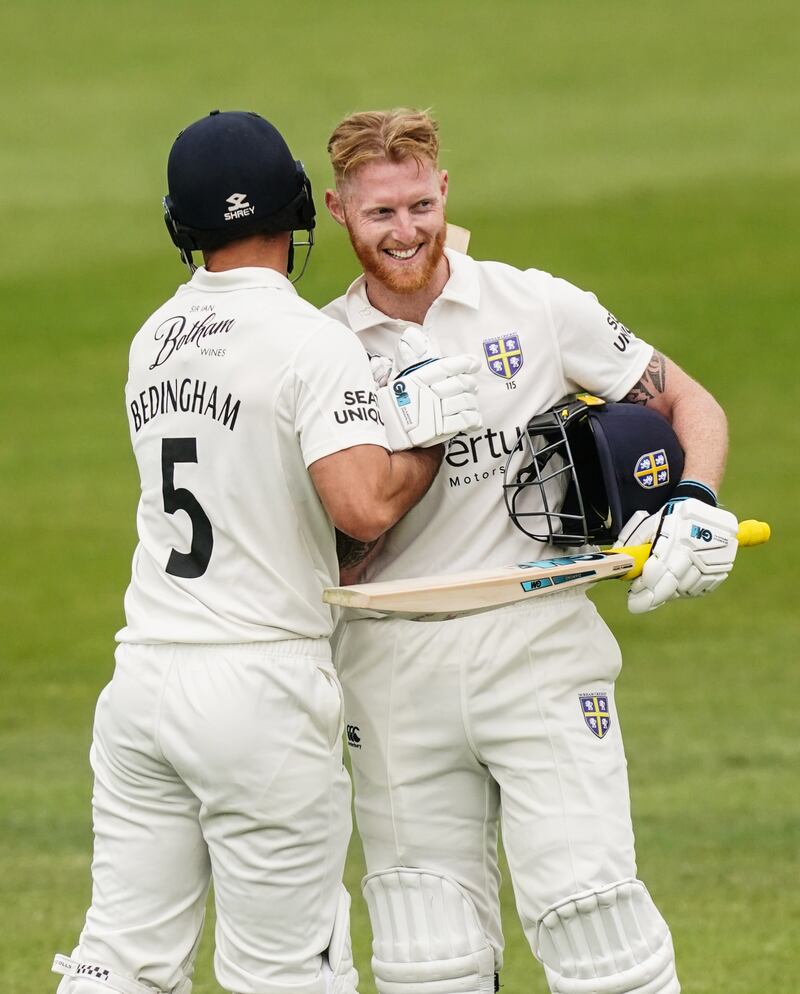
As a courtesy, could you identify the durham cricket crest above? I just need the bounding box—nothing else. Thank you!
[579,693,611,739]
[484,334,523,379]
[634,449,670,489]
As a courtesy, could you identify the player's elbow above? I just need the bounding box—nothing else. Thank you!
[344,522,387,543]
[332,509,390,544]
[709,393,728,432]
[330,486,398,542]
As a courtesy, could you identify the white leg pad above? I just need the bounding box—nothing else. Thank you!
[52,954,190,994]
[534,879,680,994]
[363,868,496,994]
[321,885,360,994]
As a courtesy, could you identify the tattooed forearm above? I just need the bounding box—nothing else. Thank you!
[623,350,667,405]
[336,530,380,570]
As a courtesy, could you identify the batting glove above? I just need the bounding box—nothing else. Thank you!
[618,481,739,614]
[368,353,393,388]
[367,328,442,388]
[377,328,482,450]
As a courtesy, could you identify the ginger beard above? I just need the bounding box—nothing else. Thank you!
[344,214,447,295]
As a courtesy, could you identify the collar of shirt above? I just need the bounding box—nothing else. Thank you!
[188,266,298,295]
[342,248,481,332]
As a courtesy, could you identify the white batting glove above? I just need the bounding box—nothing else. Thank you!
[616,508,661,547]
[368,353,393,388]
[624,490,739,614]
[394,326,433,370]
[366,328,437,388]
[377,328,482,450]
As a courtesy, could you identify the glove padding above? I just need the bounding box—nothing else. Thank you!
[376,328,482,450]
[619,497,739,614]
[368,353,393,388]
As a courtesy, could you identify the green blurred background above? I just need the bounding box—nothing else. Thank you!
[2,0,798,990]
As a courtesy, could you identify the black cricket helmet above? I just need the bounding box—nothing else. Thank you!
[503,394,685,546]
[163,110,315,273]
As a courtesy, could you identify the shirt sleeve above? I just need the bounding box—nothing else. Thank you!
[540,272,654,401]
[292,318,390,467]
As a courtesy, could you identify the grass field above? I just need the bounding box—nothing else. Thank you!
[2,1,798,991]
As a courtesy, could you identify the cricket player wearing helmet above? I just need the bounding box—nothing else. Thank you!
[53,110,483,994]
[322,108,740,994]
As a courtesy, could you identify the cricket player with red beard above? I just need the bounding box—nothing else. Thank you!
[322,108,740,994]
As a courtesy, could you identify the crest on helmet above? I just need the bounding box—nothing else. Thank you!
[634,450,671,489]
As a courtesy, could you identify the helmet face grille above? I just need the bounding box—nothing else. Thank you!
[504,396,685,549]
[503,403,594,547]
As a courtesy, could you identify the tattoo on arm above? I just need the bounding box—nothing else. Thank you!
[336,530,379,570]
[624,351,667,405]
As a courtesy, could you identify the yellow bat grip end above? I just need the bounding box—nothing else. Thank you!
[612,545,651,580]
[737,519,770,547]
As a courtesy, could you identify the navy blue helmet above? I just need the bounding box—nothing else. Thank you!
[163,110,315,273]
[503,395,685,546]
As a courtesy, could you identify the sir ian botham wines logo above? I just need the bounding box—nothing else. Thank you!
[224,193,254,221]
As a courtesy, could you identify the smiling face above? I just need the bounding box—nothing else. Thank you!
[326,156,449,295]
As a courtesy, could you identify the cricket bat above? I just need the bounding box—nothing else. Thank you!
[445,223,471,253]
[323,519,770,621]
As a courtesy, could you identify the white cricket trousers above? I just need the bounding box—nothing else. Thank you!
[335,589,636,970]
[58,640,352,994]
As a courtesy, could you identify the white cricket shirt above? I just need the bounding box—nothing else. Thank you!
[118,266,388,644]
[323,249,653,580]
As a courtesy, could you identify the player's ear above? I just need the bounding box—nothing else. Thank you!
[439,169,449,205]
[325,188,347,227]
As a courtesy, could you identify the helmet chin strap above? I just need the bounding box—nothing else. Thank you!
[290,228,314,284]
[180,247,197,275]
[163,197,199,275]
[167,216,312,282]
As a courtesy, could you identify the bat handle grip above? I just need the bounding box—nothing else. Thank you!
[737,519,771,546]
[611,518,770,581]
[611,544,651,581]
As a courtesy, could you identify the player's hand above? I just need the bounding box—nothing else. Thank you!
[394,326,433,370]
[367,328,438,388]
[616,508,660,547]
[368,353,393,388]
[368,328,436,387]
[377,329,482,450]
[623,495,739,614]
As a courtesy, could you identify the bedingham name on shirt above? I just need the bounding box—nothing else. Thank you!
[129,378,242,433]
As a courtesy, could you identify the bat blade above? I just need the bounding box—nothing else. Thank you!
[323,551,634,621]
